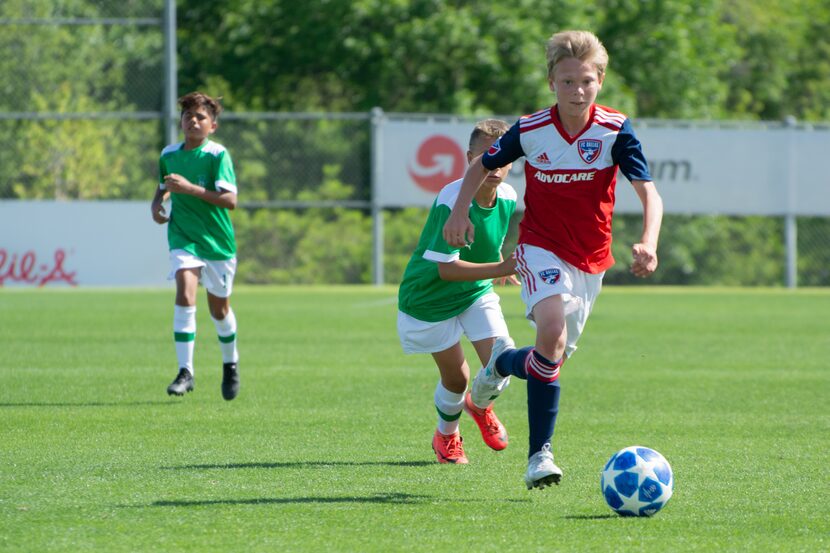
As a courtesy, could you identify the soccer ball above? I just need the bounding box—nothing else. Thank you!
[600,446,673,517]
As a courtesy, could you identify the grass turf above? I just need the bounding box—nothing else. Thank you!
[0,286,827,552]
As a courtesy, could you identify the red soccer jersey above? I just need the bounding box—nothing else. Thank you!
[482,104,652,274]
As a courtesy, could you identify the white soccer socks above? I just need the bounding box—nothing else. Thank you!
[211,309,239,364]
[173,305,197,374]
[434,381,465,436]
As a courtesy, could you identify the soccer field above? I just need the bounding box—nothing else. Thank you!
[1,286,827,552]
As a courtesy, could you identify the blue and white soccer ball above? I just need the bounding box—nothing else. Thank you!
[600,446,673,517]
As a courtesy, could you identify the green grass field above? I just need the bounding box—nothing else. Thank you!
[1,286,828,552]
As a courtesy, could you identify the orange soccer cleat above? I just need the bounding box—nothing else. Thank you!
[431,430,469,464]
[464,392,508,451]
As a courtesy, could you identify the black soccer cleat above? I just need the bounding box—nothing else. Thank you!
[167,368,194,396]
[221,362,239,401]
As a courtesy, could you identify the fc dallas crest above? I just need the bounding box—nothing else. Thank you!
[538,268,561,285]
[577,139,602,164]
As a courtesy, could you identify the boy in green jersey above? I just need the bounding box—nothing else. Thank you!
[397,119,519,464]
[150,92,241,401]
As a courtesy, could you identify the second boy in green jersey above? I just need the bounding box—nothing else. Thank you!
[398,119,519,464]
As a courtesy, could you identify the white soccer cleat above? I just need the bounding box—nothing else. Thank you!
[470,336,514,408]
[524,444,563,490]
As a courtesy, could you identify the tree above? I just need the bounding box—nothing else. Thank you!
[0,0,163,199]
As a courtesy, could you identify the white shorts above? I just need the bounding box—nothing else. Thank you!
[168,249,237,298]
[397,292,509,354]
[514,244,604,358]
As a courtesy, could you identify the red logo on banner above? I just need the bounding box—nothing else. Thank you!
[407,135,466,193]
[0,248,78,287]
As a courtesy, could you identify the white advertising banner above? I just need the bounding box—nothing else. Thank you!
[377,119,830,216]
[377,120,526,209]
[0,201,170,288]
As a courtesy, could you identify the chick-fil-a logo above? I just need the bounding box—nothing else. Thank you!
[407,135,466,193]
[0,248,78,287]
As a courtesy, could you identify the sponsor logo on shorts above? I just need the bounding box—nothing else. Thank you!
[538,268,561,285]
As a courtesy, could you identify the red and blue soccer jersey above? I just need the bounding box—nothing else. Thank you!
[482,104,652,274]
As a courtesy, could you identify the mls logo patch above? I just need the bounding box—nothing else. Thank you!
[538,268,561,285]
[577,139,602,164]
[487,138,502,156]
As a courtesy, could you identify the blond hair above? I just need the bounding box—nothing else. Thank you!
[546,30,608,80]
[469,118,510,151]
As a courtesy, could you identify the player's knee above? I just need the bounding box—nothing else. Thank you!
[536,323,566,360]
[209,305,229,320]
[538,319,565,342]
[443,374,469,394]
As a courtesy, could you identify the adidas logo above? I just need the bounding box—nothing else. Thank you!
[534,152,551,164]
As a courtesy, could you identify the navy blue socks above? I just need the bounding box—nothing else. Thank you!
[495,347,562,457]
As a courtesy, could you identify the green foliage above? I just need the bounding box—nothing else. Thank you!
[596,0,739,118]
[235,171,373,284]
[0,0,162,199]
[176,0,830,122]
[9,90,158,199]
[607,214,786,286]
[722,0,830,121]
[382,207,429,284]
[178,0,598,115]
[217,117,370,202]
[797,217,830,286]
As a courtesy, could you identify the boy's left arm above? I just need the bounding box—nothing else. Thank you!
[437,255,517,282]
[630,180,663,278]
[163,173,238,210]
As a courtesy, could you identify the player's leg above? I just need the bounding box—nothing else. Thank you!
[507,245,570,487]
[460,293,511,450]
[202,258,239,400]
[521,295,566,488]
[167,267,200,396]
[431,343,469,431]
[207,292,239,400]
[397,311,468,464]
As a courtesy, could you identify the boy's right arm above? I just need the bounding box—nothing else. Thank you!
[442,155,489,248]
[150,185,170,224]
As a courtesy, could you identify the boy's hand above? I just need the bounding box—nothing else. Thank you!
[151,201,169,224]
[163,174,196,194]
[495,274,521,286]
[494,256,520,286]
[443,212,475,248]
[631,243,658,277]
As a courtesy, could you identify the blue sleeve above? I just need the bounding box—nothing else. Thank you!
[481,121,524,170]
[612,119,652,182]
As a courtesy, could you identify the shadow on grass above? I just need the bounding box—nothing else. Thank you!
[563,514,617,520]
[162,460,434,470]
[0,401,173,408]
[148,493,532,508]
[151,492,429,507]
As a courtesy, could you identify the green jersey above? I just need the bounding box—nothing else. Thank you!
[159,140,237,260]
[398,179,517,322]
